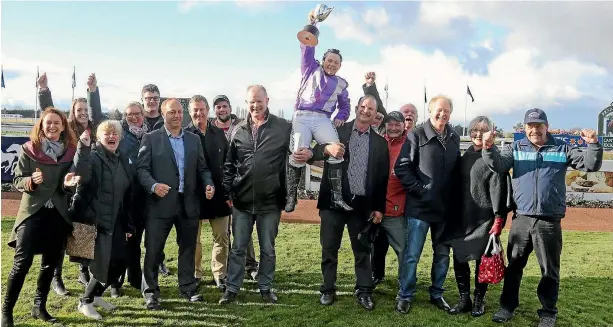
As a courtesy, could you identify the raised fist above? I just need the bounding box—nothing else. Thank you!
[37,73,48,89]
[365,72,376,85]
[87,73,97,92]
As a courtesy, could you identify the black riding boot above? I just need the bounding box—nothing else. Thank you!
[472,289,486,317]
[1,270,26,327]
[449,262,472,315]
[328,164,352,211]
[284,165,303,213]
[31,264,58,323]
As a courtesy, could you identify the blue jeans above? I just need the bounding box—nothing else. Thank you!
[226,208,281,293]
[398,217,450,300]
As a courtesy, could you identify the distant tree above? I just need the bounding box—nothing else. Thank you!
[452,124,464,136]
[495,126,504,135]
[513,121,523,131]
[107,108,123,120]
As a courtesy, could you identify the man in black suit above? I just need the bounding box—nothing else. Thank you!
[136,98,215,310]
[310,94,390,311]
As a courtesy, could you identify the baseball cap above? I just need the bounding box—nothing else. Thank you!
[213,95,231,106]
[524,108,548,124]
[384,111,404,123]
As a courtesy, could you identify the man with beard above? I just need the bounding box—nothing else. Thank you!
[137,98,215,310]
[284,10,354,214]
[370,103,419,286]
[220,85,309,305]
[184,95,231,292]
[312,95,389,311]
[395,95,461,314]
[140,84,171,276]
[209,95,260,281]
[482,108,602,327]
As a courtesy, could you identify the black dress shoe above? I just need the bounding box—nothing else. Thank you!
[356,295,374,311]
[110,287,123,298]
[159,262,171,276]
[145,298,162,310]
[77,271,90,286]
[260,290,278,304]
[396,299,411,314]
[320,293,335,306]
[180,290,203,302]
[51,276,70,296]
[373,276,385,286]
[219,291,237,305]
[430,297,451,311]
[31,307,57,323]
[492,307,514,323]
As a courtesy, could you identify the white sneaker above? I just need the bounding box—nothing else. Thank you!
[78,302,102,320]
[93,297,117,310]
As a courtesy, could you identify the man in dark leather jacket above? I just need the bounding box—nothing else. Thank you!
[219,85,310,305]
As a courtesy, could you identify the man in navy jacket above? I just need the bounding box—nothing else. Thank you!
[482,108,603,327]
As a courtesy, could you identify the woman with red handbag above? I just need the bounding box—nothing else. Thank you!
[442,116,512,317]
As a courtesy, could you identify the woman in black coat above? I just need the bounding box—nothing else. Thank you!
[443,116,512,317]
[74,120,134,320]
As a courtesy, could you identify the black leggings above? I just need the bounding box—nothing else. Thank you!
[453,255,488,294]
[2,208,70,313]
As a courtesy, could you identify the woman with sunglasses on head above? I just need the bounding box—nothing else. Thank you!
[1,108,90,327]
[442,116,513,318]
[37,72,103,295]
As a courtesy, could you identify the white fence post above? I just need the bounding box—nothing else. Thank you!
[304,165,312,191]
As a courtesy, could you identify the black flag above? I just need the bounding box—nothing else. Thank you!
[467,85,475,102]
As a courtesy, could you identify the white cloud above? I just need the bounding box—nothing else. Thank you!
[323,9,374,45]
[177,1,199,14]
[418,1,472,26]
[362,7,389,28]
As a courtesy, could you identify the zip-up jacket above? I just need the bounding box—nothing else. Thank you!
[295,42,350,121]
[482,133,603,219]
[223,112,291,214]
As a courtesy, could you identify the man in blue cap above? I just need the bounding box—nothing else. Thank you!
[481,108,603,327]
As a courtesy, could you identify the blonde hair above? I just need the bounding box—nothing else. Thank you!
[428,95,454,113]
[124,101,144,114]
[96,120,123,140]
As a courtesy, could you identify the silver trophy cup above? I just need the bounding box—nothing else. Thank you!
[297,4,334,47]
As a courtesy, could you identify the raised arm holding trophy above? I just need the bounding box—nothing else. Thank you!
[285,3,353,214]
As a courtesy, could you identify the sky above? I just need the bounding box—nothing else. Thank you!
[1,0,612,132]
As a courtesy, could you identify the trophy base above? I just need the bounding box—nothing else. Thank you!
[297,25,320,47]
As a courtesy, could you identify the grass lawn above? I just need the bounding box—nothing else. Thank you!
[2,218,612,327]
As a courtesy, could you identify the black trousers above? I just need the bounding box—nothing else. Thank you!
[371,232,389,280]
[113,223,145,289]
[82,259,126,303]
[2,208,70,313]
[500,215,562,318]
[319,208,374,296]
[141,197,199,300]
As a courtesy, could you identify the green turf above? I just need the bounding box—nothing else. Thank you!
[1,218,612,327]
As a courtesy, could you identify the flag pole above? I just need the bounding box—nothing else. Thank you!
[71,66,75,102]
[423,78,427,123]
[35,66,39,120]
[385,76,389,110]
[464,79,468,137]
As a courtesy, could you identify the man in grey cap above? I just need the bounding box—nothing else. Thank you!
[481,108,603,327]
[209,95,259,281]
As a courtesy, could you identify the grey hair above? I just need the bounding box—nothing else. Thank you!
[189,95,209,110]
[246,84,268,96]
[358,94,378,109]
[468,115,493,132]
[96,119,123,139]
[428,94,454,113]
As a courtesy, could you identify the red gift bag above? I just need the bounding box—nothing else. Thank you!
[478,234,506,284]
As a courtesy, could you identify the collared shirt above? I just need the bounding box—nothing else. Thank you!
[151,127,185,193]
[347,121,370,196]
[250,114,269,150]
[429,120,448,147]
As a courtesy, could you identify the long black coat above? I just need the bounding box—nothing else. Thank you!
[394,121,461,223]
[76,145,134,283]
[185,122,231,219]
[310,120,389,215]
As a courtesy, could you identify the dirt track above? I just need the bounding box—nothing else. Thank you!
[2,192,612,232]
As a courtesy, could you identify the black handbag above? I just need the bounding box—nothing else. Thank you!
[357,214,380,247]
